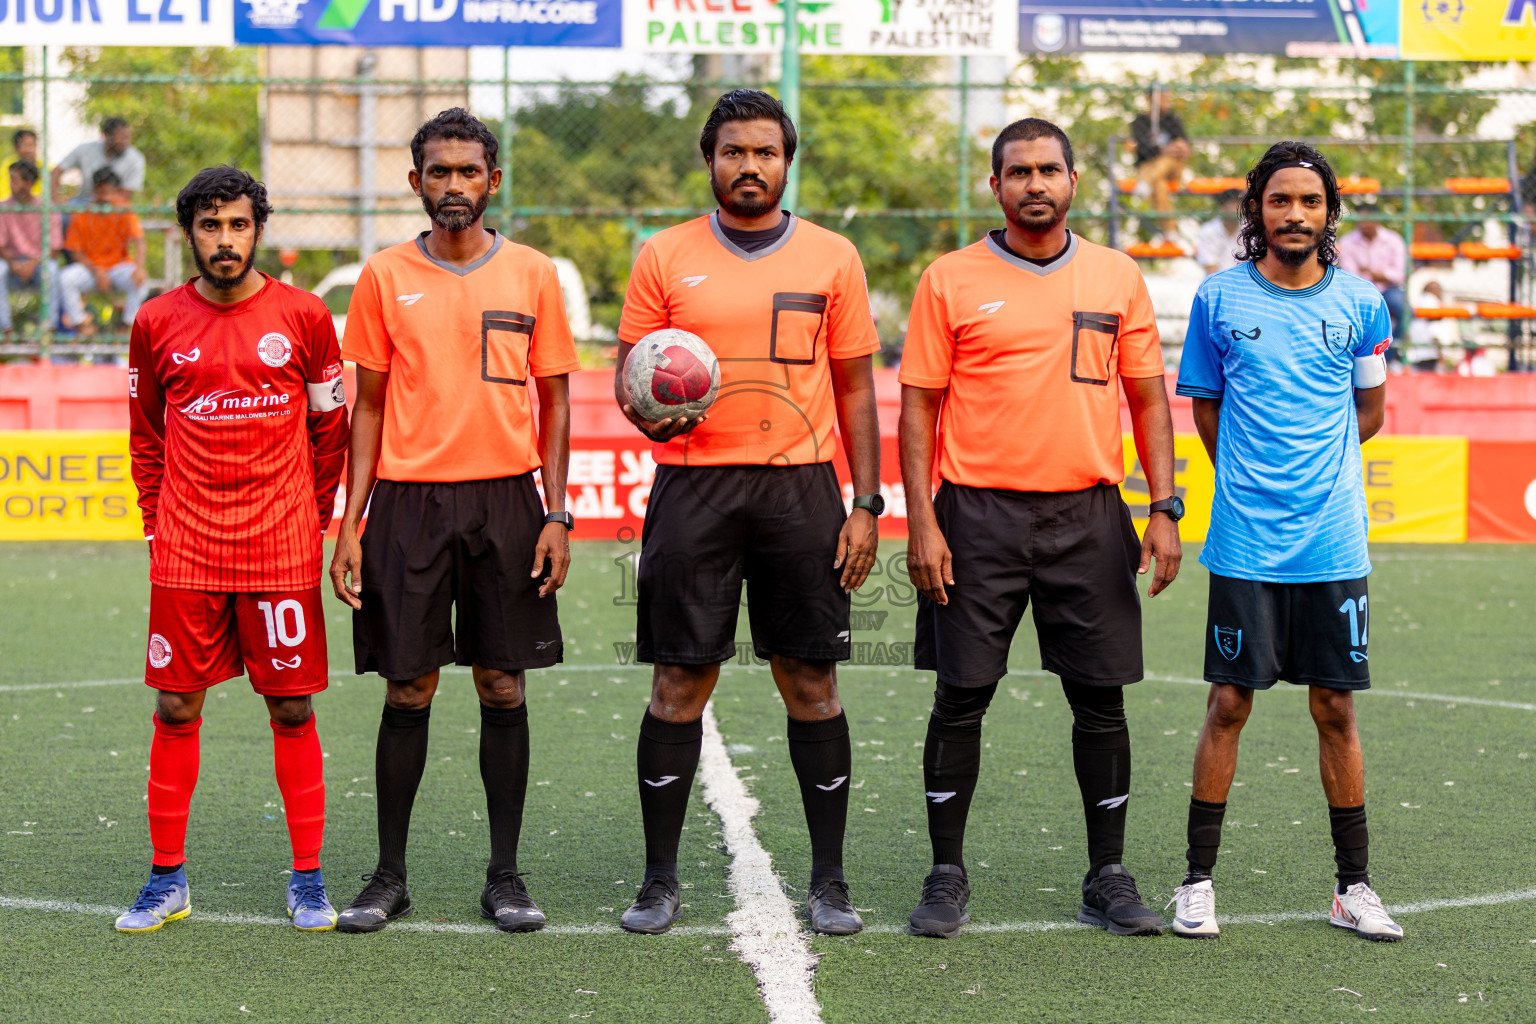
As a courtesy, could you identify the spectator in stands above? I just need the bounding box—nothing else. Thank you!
[0,130,41,203]
[1405,281,1459,372]
[58,167,147,337]
[0,161,64,338]
[1338,210,1407,358]
[1195,190,1242,276]
[51,117,146,204]
[1130,88,1190,240]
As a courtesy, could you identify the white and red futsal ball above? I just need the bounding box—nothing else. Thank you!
[623,329,721,423]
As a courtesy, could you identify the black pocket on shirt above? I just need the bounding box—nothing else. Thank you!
[482,310,535,385]
[769,292,828,365]
[1071,311,1120,385]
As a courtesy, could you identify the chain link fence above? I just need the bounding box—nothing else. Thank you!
[2,51,1534,370]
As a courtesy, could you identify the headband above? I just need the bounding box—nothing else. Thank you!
[1258,159,1328,192]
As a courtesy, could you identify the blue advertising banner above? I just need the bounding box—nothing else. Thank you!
[236,0,621,47]
[1021,0,1399,57]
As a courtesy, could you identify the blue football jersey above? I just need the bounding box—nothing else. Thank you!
[1177,262,1393,582]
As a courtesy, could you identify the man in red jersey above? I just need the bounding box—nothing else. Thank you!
[119,166,348,934]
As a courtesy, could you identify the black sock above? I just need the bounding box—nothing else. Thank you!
[151,863,183,876]
[1063,681,1130,875]
[375,703,431,880]
[786,712,852,888]
[636,710,702,882]
[923,682,996,870]
[1329,804,1370,890]
[480,703,530,881]
[1185,798,1227,882]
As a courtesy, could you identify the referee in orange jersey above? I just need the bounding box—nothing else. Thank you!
[899,118,1182,938]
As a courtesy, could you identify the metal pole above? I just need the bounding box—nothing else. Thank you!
[957,56,971,248]
[357,51,378,260]
[781,0,800,212]
[501,46,514,238]
[40,47,53,355]
[1401,60,1415,348]
[1106,136,1120,250]
[1506,138,1524,370]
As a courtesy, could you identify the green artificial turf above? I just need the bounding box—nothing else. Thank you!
[3,541,1533,1022]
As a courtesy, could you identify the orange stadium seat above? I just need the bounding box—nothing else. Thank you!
[1117,178,1183,194]
[1444,177,1512,194]
[1185,177,1247,194]
[1126,241,1187,258]
[1413,306,1472,320]
[1410,242,1458,261]
[1458,242,1523,260]
[1337,177,1381,194]
[1476,302,1536,319]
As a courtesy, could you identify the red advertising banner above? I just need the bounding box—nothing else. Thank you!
[1467,441,1536,543]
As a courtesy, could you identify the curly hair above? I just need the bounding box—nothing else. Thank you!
[411,107,499,172]
[1236,141,1341,266]
[175,166,273,234]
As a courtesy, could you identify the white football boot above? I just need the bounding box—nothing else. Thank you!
[1168,878,1220,938]
[1329,882,1404,941]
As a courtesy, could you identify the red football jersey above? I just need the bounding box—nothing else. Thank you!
[129,274,349,591]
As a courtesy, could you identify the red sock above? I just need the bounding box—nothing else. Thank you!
[147,714,201,868]
[272,714,325,872]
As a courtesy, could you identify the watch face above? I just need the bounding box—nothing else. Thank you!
[1171,495,1185,520]
[869,494,886,515]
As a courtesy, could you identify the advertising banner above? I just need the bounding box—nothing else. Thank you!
[630,0,1019,56]
[1467,440,1536,542]
[1020,0,1398,57]
[1358,435,1467,544]
[1401,0,1536,60]
[235,0,623,47]
[0,432,142,541]
[2,0,234,47]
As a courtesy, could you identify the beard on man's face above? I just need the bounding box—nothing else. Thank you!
[1268,224,1321,268]
[1003,192,1068,234]
[194,244,256,292]
[712,169,786,220]
[424,190,488,232]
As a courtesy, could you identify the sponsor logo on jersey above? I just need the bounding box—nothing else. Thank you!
[1231,327,1262,341]
[128,367,139,398]
[680,275,708,287]
[148,633,173,669]
[181,388,292,417]
[257,332,293,368]
[977,300,1005,314]
[396,293,425,306]
[271,655,303,670]
[172,347,202,365]
[181,389,244,416]
[1214,625,1242,661]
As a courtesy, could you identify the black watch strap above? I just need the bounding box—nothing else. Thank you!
[1147,496,1184,521]
[544,511,575,531]
[852,493,886,517]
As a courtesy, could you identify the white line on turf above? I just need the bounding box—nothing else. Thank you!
[6,886,1534,937]
[697,702,825,1024]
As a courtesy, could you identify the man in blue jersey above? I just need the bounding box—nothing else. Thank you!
[1169,141,1402,942]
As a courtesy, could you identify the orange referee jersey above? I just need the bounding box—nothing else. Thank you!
[899,231,1163,492]
[342,231,581,482]
[618,213,880,467]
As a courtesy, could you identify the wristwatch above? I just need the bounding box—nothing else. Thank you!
[544,511,575,531]
[1147,496,1185,521]
[852,493,886,517]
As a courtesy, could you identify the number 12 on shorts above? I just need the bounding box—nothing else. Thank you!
[1339,595,1368,662]
[257,599,307,649]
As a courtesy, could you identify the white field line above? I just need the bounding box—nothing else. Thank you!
[698,702,824,1024]
[6,666,1532,713]
[7,886,1534,937]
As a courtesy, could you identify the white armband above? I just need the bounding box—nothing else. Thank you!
[1353,353,1386,389]
[307,375,346,412]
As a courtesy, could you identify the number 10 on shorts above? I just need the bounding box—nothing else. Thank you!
[257,599,307,649]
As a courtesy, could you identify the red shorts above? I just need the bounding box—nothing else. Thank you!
[145,585,329,697]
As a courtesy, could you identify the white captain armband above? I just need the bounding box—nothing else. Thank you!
[1353,353,1387,389]
[307,375,347,412]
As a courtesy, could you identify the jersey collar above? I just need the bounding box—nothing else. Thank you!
[414,228,504,276]
[984,229,1078,276]
[708,211,798,263]
[1245,259,1335,298]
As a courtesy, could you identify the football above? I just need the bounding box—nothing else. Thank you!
[622,328,721,423]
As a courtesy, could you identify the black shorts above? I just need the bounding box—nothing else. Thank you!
[354,475,562,680]
[1204,573,1371,691]
[915,483,1144,688]
[637,463,850,665]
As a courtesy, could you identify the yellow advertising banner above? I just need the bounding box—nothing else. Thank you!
[0,431,143,541]
[1121,433,1467,545]
[1401,0,1536,60]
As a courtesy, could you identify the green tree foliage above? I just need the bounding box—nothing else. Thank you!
[0,47,24,117]
[60,47,260,205]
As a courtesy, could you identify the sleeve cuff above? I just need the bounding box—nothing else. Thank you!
[897,372,950,389]
[531,360,584,377]
[1175,384,1225,399]
[343,353,390,373]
